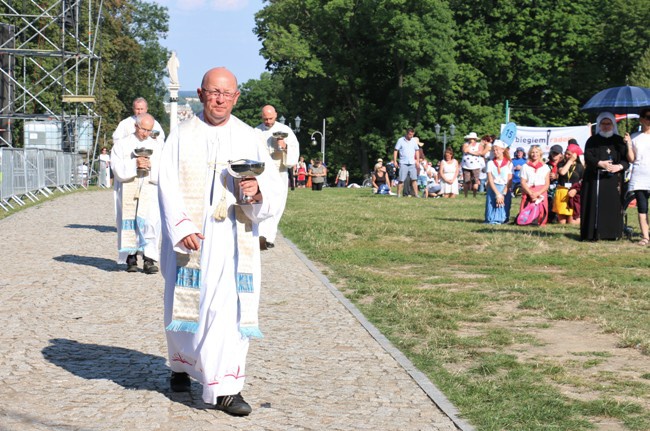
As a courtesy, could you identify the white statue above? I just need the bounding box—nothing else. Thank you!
[167,51,180,86]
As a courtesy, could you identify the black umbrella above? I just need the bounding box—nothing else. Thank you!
[581,85,650,114]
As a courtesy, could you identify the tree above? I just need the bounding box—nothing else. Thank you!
[234,72,287,127]
[255,0,457,176]
[252,0,650,177]
[629,47,650,88]
[449,0,608,129]
[96,0,170,140]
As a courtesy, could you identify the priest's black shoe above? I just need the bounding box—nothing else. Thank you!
[143,259,159,274]
[259,236,268,250]
[215,392,252,416]
[170,371,191,392]
[126,255,138,272]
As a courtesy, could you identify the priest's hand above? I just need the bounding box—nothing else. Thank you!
[182,233,205,251]
[136,156,150,170]
[240,177,262,202]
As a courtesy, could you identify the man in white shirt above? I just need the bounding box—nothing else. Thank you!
[255,105,299,249]
[393,128,420,197]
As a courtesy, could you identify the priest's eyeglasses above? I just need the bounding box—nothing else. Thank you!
[202,88,238,100]
[136,125,153,133]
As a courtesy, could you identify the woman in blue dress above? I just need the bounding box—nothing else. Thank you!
[485,140,513,224]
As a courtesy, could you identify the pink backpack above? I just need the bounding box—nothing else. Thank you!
[516,200,545,226]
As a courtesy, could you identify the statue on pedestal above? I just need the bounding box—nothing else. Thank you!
[167,51,180,86]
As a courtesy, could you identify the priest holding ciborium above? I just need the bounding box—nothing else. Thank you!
[255,105,300,249]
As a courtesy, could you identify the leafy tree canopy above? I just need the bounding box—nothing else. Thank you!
[97,0,170,142]
[242,0,650,178]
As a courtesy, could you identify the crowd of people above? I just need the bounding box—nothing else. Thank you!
[360,115,650,243]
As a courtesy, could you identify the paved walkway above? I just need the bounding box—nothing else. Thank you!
[0,190,471,431]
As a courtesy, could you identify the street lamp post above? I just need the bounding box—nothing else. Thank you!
[310,118,326,165]
[279,115,301,133]
[434,123,456,159]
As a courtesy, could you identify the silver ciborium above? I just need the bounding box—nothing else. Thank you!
[227,159,265,204]
[133,147,153,177]
[272,131,289,151]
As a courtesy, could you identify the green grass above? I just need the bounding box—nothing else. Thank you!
[0,186,89,220]
[281,187,650,431]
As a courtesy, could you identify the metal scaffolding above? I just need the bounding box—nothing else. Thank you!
[0,0,103,153]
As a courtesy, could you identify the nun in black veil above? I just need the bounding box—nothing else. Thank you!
[580,112,629,241]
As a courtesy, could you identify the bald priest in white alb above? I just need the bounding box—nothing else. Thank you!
[158,67,284,416]
[255,104,299,249]
[113,97,166,145]
[110,113,162,274]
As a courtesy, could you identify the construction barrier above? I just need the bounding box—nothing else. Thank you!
[0,148,85,211]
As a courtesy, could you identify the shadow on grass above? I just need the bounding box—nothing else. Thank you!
[436,217,486,223]
[54,254,120,272]
[473,227,570,238]
[563,232,582,241]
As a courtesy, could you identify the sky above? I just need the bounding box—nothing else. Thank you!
[151,0,268,91]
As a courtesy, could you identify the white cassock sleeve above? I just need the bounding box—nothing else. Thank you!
[285,129,300,168]
[110,135,137,182]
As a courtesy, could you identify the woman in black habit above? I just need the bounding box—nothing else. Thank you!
[580,112,629,241]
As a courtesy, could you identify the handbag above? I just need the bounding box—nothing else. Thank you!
[516,198,545,226]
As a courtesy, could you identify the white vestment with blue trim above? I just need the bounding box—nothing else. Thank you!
[158,114,283,404]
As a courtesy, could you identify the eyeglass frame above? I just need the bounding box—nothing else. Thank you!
[136,124,153,133]
[201,88,239,100]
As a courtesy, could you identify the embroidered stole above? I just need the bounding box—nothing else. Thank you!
[166,119,263,338]
[119,174,155,254]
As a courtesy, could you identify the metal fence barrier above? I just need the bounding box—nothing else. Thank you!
[0,148,86,211]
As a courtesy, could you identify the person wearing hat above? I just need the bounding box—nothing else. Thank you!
[461,131,483,198]
[624,107,650,245]
[546,144,564,223]
[511,146,527,196]
[553,140,584,225]
[393,128,420,197]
